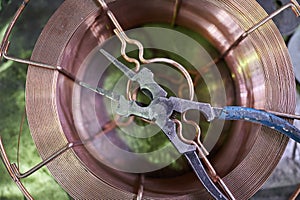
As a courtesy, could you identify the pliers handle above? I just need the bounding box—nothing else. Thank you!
[218,106,300,142]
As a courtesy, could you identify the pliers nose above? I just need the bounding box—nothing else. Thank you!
[100,49,167,100]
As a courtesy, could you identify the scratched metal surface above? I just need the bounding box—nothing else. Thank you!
[251,90,300,199]
[0,0,299,199]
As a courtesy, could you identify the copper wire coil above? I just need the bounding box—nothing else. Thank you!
[25,0,295,199]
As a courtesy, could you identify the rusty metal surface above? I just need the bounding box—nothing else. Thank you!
[25,0,295,199]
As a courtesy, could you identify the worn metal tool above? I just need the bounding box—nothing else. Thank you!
[99,49,231,200]
[99,49,300,200]
[1,0,300,199]
[100,49,300,145]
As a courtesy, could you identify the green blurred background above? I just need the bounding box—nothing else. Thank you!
[0,0,70,199]
[0,0,299,199]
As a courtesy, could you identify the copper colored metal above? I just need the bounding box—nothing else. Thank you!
[182,112,208,156]
[174,119,235,200]
[98,0,196,101]
[171,0,181,27]
[0,138,33,200]
[11,142,81,179]
[0,0,30,58]
[290,184,300,200]
[0,0,296,199]
[199,0,300,71]
[266,110,300,120]
[17,107,26,169]
[24,0,296,199]
[136,174,145,200]
[113,24,195,101]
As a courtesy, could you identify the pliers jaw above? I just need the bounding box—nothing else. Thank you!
[100,49,233,199]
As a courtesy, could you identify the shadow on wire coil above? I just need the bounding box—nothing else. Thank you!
[0,0,300,199]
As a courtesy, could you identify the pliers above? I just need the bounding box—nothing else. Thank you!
[99,49,300,200]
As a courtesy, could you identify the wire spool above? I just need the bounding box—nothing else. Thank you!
[25,0,295,199]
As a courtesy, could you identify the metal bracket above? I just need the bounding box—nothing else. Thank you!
[0,137,81,199]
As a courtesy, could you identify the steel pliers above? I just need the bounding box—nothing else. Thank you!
[99,49,300,200]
